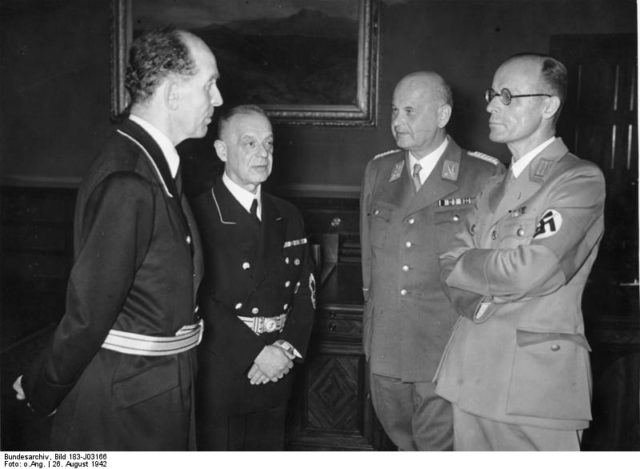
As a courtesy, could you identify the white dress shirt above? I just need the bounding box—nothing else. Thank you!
[129,114,180,178]
[222,172,262,220]
[408,137,450,185]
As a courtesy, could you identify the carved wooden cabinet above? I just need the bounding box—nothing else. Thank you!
[285,263,393,450]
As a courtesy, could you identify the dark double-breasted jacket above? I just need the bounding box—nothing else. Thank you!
[190,177,315,417]
[22,119,204,450]
[360,137,504,381]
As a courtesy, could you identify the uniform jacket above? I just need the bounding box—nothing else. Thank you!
[190,177,315,417]
[360,137,504,381]
[22,119,204,450]
[435,138,605,430]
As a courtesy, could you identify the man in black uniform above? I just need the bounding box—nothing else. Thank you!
[13,28,222,450]
[191,105,315,450]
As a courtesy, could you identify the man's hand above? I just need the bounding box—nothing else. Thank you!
[247,363,272,385]
[13,375,25,400]
[248,345,293,385]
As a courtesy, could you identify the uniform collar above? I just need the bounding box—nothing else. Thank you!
[408,137,449,184]
[222,172,262,220]
[510,136,556,179]
[129,114,180,178]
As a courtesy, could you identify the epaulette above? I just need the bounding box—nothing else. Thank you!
[468,151,500,166]
[373,149,402,160]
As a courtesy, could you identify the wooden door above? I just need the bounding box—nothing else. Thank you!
[551,34,639,450]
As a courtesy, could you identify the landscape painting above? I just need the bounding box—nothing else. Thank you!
[111,0,379,125]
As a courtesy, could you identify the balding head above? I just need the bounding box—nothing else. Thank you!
[499,53,567,120]
[395,71,453,108]
[391,71,452,157]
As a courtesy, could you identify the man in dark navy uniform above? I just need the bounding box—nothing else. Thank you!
[191,105,315,450]
[13,28,223,450]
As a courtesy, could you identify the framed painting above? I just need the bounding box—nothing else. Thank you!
[111,0,379,126]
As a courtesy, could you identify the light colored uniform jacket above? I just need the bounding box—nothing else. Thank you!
[360,138,504,381]
[435,138,605,430]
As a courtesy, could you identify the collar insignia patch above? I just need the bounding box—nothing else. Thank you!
[442,160,459,181]
[390,160,404,182]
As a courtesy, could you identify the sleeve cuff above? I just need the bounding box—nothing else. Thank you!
[275,340,302,359]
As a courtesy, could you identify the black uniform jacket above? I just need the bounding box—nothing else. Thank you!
[22,119,204,450]
[190,177,315,417]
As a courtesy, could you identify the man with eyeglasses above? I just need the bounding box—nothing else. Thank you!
[434,53,605,450]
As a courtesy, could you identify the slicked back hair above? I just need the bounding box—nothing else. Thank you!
[125,27,197,104]
[217,104,270,140]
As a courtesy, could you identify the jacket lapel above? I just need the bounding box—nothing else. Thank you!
[119,119,180,199]
[405,138,460,217]
[488,138,570,222]
[212,178,262,278]
[374,151,415,210]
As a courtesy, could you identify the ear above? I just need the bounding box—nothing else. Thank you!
[213,140,227,162]
[165,80,180,111]
[437,103,452,128]
[542,96,561,121]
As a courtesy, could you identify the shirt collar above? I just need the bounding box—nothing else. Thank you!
[222,172,262,219]
[511,136,556,178]
[408,137,449,183]
[129,114,180,178]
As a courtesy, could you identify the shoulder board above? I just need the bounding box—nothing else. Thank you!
[373,149,402,160]
[468,151,500,166]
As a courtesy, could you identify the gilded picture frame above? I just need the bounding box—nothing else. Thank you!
[111,0,379,126]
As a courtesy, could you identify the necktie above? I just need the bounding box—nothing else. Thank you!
[412,163,422,191]
[174,166,183,198]
[250,198,260,222]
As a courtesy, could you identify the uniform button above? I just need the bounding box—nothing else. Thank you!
[550,344,560,352]
[408,218,415,224]
[491,230,497,240]
[285,257,290,264]
[402,265,410,272]
[242,262,251,270]
[405,241,412,248]
[294,258,301,266]
[296,281,301,287]
[452,215,460,222]
[517,228,525,237]
[235,303,243,310]
[194,305,199,313]
[283,304,288,310]
[400,289,407,296]
[374,209,380,215]
[186,235,191,244]
[285,280,291,287]
[252,307,259,315]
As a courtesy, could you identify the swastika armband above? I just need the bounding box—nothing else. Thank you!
[533,209,563,239]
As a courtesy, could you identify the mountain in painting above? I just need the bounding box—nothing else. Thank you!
[191,9,360,106]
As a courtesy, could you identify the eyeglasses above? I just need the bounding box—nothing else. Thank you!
[485,88,552,106]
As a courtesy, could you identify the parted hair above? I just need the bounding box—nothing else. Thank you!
[125,27,197,104]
